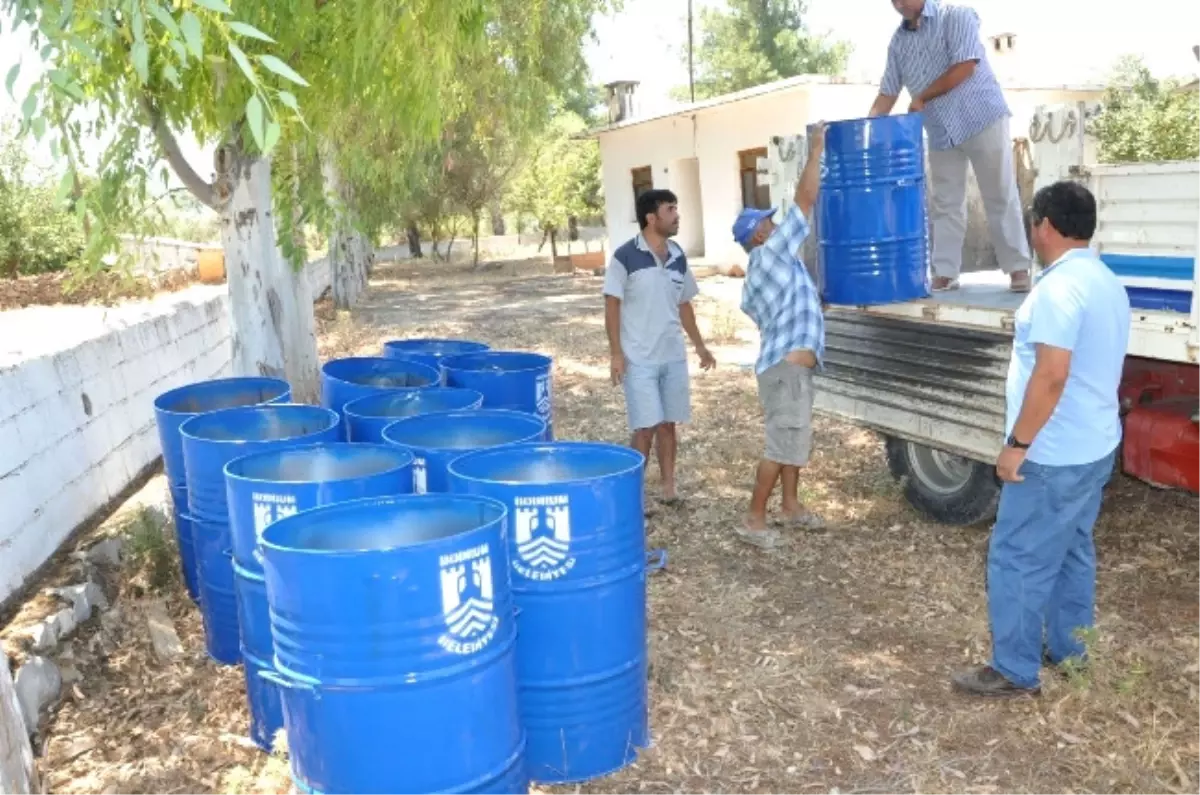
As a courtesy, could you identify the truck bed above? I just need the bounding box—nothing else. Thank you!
[859,272,1197,365]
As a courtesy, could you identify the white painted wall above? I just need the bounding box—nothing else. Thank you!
[0,259,330,608]
[595,82,1104,265]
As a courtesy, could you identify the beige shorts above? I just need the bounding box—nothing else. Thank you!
[756,359,815,467]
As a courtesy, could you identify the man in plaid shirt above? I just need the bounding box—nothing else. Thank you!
[734,123,827,549]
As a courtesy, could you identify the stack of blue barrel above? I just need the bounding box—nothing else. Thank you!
[151,336,660,794]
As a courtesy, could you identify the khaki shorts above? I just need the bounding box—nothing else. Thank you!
[756,359,815,467]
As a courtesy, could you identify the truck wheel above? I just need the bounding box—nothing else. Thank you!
[884,436,1001,526]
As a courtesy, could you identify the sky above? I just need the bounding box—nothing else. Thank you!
[0,0,1196,183]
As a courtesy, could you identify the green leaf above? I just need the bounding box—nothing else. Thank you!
[192,0,232,14]
[21,91,36,121]
[5,64,18,100]
[163,62,181,89]
[131,40,149,83]
[31,116,45,141]
[256,54,308,87]
[229,21,275,43]
[180,12,203,59]
[262,119,281,154]
[169,39,189,65]
[148,3,182,39]
[70,36,100,63]
[276,90,298,111]
[246,94,265,152]
[228,42,257,84]
[131,7,145,41]
[57,168,75,203]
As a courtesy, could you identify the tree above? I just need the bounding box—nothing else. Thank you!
[1091,55,1199,164]
[673,0,850,101]
[507,112,600,260]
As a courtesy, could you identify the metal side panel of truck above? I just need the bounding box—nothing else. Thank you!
[763,102,1199,525]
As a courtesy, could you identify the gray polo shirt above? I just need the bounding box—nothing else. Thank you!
[602,234,700,365]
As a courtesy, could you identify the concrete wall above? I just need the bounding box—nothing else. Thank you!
[595,82,1104,266]
[0,258,331,608]
[117,235,221,276]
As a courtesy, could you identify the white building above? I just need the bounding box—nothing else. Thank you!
[582,68,1104,267]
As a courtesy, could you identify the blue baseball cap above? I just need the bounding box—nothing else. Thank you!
[731,207,776,246]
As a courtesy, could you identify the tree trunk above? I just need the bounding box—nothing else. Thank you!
[489,202,506,236]
[218,147,320,403]
[537,228,548,253]
[471,210,481,269]
[548,227,558,260]
[406,222,423,258]
[568,215,579,242]
[322,144,367,310]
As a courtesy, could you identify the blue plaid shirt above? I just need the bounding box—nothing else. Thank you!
[740,207,825,374]
[880,0,1010,150]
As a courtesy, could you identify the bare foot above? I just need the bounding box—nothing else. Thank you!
[1009,270,1031,292]
[932,276,959,292]
[736,519,781,549]
[779,508,825,530]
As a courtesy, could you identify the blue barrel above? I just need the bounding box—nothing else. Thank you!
[343,387,485,443]
[447,443,649,783]
[383,338,491,378]
[441,352,554,439]
[382,409,547,494]
[224,443,416,751]
[258,494,527,794]
[154,377,290,601]
[320,356,441,430]
[817,113,930,306]
[179,405,340,665]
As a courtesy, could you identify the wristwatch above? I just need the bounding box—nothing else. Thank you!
[1006,433,1030,450]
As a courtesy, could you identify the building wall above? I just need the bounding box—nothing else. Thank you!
[0,260,331,608]
[595,83,1103,267]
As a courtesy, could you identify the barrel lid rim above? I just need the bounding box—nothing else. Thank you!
[222,441,416,484]
[341,387,485,419]
[446,441,646,485]
[380,409,547,450]
[382,338,491,350]
[178,403,340,444]
[153,376,291,416]
[440,350,553,372]
[258,492,508,556]
[320,355,441,382]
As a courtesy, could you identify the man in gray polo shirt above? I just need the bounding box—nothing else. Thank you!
[604,188,716,504]
[868,0,1031,294]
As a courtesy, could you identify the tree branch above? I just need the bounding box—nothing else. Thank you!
[139,94,220,210]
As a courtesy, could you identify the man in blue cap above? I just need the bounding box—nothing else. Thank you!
[734,123,827,549]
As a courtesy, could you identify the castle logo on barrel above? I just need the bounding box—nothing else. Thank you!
[513,494,576,581]
[252,492,297,536]
[437,543,499,655]
[535,373,551,419]
[413,457,428,494]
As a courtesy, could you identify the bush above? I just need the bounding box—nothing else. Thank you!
[1092,56,1200,164]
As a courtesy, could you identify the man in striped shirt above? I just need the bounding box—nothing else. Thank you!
[734,124,827,549]
[868,0,1032,293]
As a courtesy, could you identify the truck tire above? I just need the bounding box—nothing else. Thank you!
[884,436,1001,526]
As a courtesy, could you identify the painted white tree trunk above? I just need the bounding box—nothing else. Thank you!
[0,650,37,794]
[220,152,320,403]
[321,146,368,310]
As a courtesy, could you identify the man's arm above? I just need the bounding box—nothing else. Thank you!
[677,270,715,368]
[869,46,902,117]
[793,123,826,218]
[911,7,983,109]
[1010,344,1071,443]
[602,258,627,384]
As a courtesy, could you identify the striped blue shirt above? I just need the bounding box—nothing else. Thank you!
[739,207,825,374]
[880,0,1010,150]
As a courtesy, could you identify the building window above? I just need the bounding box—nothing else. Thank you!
[737,148,771,210]
[630,166,653,223]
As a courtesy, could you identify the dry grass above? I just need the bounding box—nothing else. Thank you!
[7,254,1197,794]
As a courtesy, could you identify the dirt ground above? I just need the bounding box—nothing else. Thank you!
[0,267,199,311]
[6,255,1198,794]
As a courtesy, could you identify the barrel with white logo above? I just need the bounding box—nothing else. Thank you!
[447,442,650,783]
[440,351,555,439]
[382,338,491,379]
[223,443,415,750]
[343,387,484,443]
[153,377,290,601]
[259,493,526,794]
[179,405,340,664]
[381,409,546,494]
[319,356,440,434]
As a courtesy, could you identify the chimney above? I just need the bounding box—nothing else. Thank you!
[988,32,1017,55]
[604,80,639,124]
